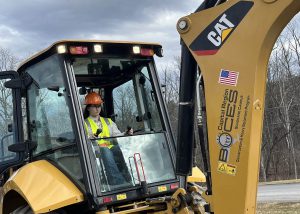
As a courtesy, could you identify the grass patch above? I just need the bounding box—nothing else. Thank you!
[257,203,300,214]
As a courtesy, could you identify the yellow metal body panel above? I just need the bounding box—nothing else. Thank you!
[187,167,206,183]
[178,0,300,213]
[1,160,84,213]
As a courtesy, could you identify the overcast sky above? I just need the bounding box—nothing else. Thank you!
[0,0,203,69]
[0,1,299,70]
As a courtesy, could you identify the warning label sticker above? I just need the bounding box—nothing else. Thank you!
[227,164,237,175]
[117,193,127,200]
[158,186,167,192]
[218,162,237,176]
[218,162,227,173]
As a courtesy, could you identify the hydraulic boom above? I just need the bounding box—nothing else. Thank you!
[176,0,300,213]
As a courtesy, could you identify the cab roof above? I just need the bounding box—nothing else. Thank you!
[17,40,162,73]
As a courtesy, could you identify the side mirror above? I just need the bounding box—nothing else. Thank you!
[4,76,32,89]
[4,79,22,89]
[8,141,37,153]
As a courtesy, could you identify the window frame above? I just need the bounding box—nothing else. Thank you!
[0,71,24,175]
[23,54,101,198]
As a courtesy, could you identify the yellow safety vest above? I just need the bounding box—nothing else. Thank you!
[84,117,114,149]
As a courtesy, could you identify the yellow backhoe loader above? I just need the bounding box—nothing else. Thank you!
[0,0,299,213]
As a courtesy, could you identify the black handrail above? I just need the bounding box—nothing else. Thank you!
[0,133,14,162]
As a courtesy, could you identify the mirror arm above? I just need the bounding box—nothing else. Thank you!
[4,76,32,89]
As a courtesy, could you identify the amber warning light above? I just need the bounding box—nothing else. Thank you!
[69,46,89,55]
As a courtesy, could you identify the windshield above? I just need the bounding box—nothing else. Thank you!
[91,133,175,192]
[74,57,164,133]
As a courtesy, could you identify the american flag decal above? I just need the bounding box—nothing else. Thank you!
[218,69,239,86]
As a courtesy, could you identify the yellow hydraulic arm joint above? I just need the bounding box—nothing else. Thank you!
[177,0,300,213]
[168,188,205,214]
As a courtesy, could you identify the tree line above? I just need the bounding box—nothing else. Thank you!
[260,21,300,181]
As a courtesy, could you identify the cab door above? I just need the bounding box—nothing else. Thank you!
[0,71,23,175]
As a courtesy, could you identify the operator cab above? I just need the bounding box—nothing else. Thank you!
[0,41,179,210]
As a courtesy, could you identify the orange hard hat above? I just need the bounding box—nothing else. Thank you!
[84,92,103,105]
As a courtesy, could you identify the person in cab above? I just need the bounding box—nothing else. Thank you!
[83,92,132,187]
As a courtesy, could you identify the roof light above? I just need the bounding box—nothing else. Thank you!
[69,46,89,55]
[103,197,113,203]
[133,46,141,54]
[94,44,103,53]
[141,48,154,56]
[57,45,67,54]
[170,183,179,190]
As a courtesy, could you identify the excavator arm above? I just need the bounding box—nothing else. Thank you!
[175,0,300,213]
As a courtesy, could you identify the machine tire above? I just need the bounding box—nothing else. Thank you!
[11,205,65,214]
[10,205,33,214]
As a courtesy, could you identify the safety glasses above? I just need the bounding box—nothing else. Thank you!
[90,105,101,108]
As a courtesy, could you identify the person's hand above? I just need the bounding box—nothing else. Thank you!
[126,126,133,135]
[89,135,96,140]
[127,128,133,135]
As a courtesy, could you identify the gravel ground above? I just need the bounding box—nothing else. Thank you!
[257,203,300,214]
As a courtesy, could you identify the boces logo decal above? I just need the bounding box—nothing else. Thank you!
[189,1,254,56]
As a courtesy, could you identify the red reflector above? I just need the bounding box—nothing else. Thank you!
[103,197,113,203]
[141,48,154,56]
[170,183,179,189]
[69,46,88,55]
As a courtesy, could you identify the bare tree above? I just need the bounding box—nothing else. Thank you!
[113,84,137,132]
[159,58,181,135]
[262,19,300,180]
[0,47,19,160]
[0,47,18,71]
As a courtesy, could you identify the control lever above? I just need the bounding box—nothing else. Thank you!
[95,128,102,137]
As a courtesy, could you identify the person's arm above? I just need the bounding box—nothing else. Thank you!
[109,119,133,136]
[84,122,92,138]
[84,119,97,139]
[110,119,123,136]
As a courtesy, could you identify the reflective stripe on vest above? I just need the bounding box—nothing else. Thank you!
[85,117,113,148]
